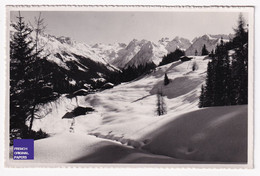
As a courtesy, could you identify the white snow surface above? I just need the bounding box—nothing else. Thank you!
[12,56,247,163]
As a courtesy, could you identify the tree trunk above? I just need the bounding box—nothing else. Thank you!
[29,104,36,133]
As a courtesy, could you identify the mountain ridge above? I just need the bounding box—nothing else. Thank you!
[22,29,234,71]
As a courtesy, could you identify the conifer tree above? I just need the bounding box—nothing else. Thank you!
[192,61,198,71]
[201,44,209,56]
[203,61,215,107]
[159,48,185,66]
[164,73,169,85]
[209,49,215,57]
[156,89,166,116]
[10,11,36,135]
[230,13,248,105]
[10,12,59,138]
[199,13,248,108]
[198,85,205,108]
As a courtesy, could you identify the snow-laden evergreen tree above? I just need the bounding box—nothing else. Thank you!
[201,44,209,56]
[230,13,248,105]
[164,73,169,85]
[199,13,248,108]
[10,11,36,136]
[10,12,59,139]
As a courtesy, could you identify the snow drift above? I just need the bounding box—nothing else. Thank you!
[142,105,248,163]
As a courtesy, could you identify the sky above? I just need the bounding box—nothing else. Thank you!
[10,11,248,45]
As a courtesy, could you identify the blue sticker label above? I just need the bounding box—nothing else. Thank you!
[13,139,34,160]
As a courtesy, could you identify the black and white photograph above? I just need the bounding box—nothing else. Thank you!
[6,6,254,167]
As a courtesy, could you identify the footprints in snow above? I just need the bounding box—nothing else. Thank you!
[89,132,151,149]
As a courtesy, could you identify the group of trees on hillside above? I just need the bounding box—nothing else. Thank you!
[159,48,185,66]
[120,62,156,82]
[199,14,248,107]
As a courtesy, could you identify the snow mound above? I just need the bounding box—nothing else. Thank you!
[142,105,248,163]
[9,133,197,163]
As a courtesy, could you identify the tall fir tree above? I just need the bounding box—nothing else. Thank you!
[10,12,59,138]
[156,89,166,116]
[199,13,248,108]
[203,61,215,107]
[230,13,248,105]
[10,11,36,135]
[164,73,169,85]
[212,39,231,106]
[198,85,205,108]
[201,44,209,56]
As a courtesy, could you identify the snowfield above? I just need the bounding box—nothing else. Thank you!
[10,56,248,163]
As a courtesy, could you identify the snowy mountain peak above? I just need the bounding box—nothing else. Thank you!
[56,36,74,45]
[125,39,139,50]
[173,36,180,41]
[201,34,212,40]
[164,36,191,53]
[185,34,232,56]
[159,37,170,43]
[125,41,154,68]
[25,28,234,70]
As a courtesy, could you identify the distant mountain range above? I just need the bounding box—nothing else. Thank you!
[34,31,234,70]
[13,29,234,88]
[185,34,234,56]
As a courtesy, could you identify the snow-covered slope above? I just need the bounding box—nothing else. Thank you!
[185,34,232,56]
[10,55,247,163]
[32,56,209,135]
[19,31,121,88]
[143,105,247,162]
[17,55,247,163]
[12,105,246,163]
[35,34,106,69]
